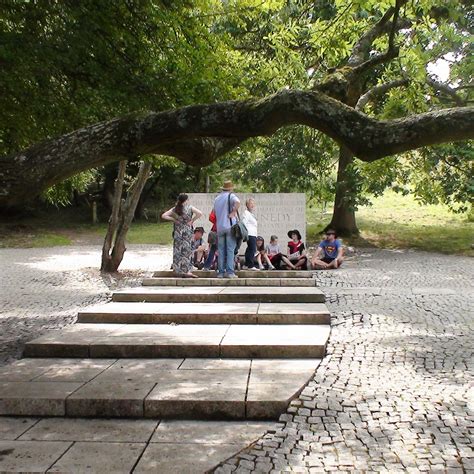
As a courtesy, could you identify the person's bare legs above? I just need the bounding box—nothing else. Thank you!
[282,255,296,269]
[294,257,307,269]
[311,258,330,269]
[263,254,274,269]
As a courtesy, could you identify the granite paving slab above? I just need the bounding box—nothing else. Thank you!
[78,301,330,324]
[152,270,314,278]
[246,383,305,419]
[19,417,158,442]
[0,381,83,416]
[112,286,325,303]
[134,442,246,473]
[48,441,146,473]
[179,359,251,370]
[24,324,330,359]
[145,382,248,419]
[66,380,156,417]
[143,277,317,287]
[0,417,38,440]
[150,420,272,444]
[0,440,72,472]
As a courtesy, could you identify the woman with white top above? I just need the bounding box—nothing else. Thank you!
[241,197,259,270]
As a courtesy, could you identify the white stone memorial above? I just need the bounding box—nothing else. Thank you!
[188,193,306,250]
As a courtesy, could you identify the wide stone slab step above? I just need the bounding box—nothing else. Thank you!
[143,277,318,287]
[0,419,273,473]
[0,358,321,419]
[153,270,314,279]
[78,302,331,325]
[23,323,330,359]
[112,286,325,304]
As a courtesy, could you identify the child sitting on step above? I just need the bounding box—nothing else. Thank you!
[265,235,296,270]
[287,229,308,270]
[255,236,273,270]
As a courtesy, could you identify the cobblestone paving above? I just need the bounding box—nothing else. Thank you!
[0,245,171,366]
[216,250,474,473]
[1,246,473,472]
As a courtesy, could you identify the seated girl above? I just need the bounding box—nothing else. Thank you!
[287,229,308,270]
[255,236,273,270]
[265,235,296,270]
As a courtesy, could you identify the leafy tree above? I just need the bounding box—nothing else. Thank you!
[215,0,473,234]
[0,0,244,205]
[1,0,473,237]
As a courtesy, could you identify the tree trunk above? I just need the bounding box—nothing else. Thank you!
[134,174,159,220]
[101,161,126,272]
[327,146,359,236]
[102,164,119,211]
[101,160,152,273]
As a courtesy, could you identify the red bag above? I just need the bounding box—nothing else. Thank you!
[209,210,216,224]
[209,210,217,232]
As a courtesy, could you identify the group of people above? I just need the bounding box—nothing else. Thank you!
[161,180,343,278]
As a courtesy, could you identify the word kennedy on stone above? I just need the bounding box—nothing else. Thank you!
[189,193,306,249]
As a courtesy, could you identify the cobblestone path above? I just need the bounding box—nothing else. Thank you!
[1,246,473,472]
[217,250,474,473]
[0,245,170,366]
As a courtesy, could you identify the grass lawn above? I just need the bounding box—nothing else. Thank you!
[94,221,173,245]
[1,192,472,256]
[307,191,473,256]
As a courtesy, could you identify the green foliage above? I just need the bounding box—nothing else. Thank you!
[220,126,337,204]
[42,169,98,206]
[1,0,472,219]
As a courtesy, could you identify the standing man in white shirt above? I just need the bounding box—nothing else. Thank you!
[213,180,240,278]
[241,197,259,270]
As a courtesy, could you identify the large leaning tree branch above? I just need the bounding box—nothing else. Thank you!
[1,89,473,208]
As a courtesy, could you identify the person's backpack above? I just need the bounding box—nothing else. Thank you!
[227,193,248,242]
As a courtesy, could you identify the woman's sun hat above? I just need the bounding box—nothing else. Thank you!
[287,229,302,240]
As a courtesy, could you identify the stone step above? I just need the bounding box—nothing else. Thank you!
[112,286,325,304]
[78,302,331,325]
[23,324,330,359]
[0,358,321,419]
[143,277,318,287]
[0,419,273,472]
[153,270,313,279]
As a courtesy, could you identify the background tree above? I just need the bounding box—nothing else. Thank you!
[210,0,473,234]
[1,0,472,236]
[0,0,244,206]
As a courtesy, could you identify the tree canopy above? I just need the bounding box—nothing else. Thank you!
[1,0,472,220]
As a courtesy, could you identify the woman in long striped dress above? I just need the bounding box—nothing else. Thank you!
[161,193,203,278]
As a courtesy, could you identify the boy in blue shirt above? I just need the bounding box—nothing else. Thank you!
[311,229,344,269]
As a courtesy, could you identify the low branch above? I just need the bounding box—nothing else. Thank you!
[1,89,473,207]
[356,78,409,111]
